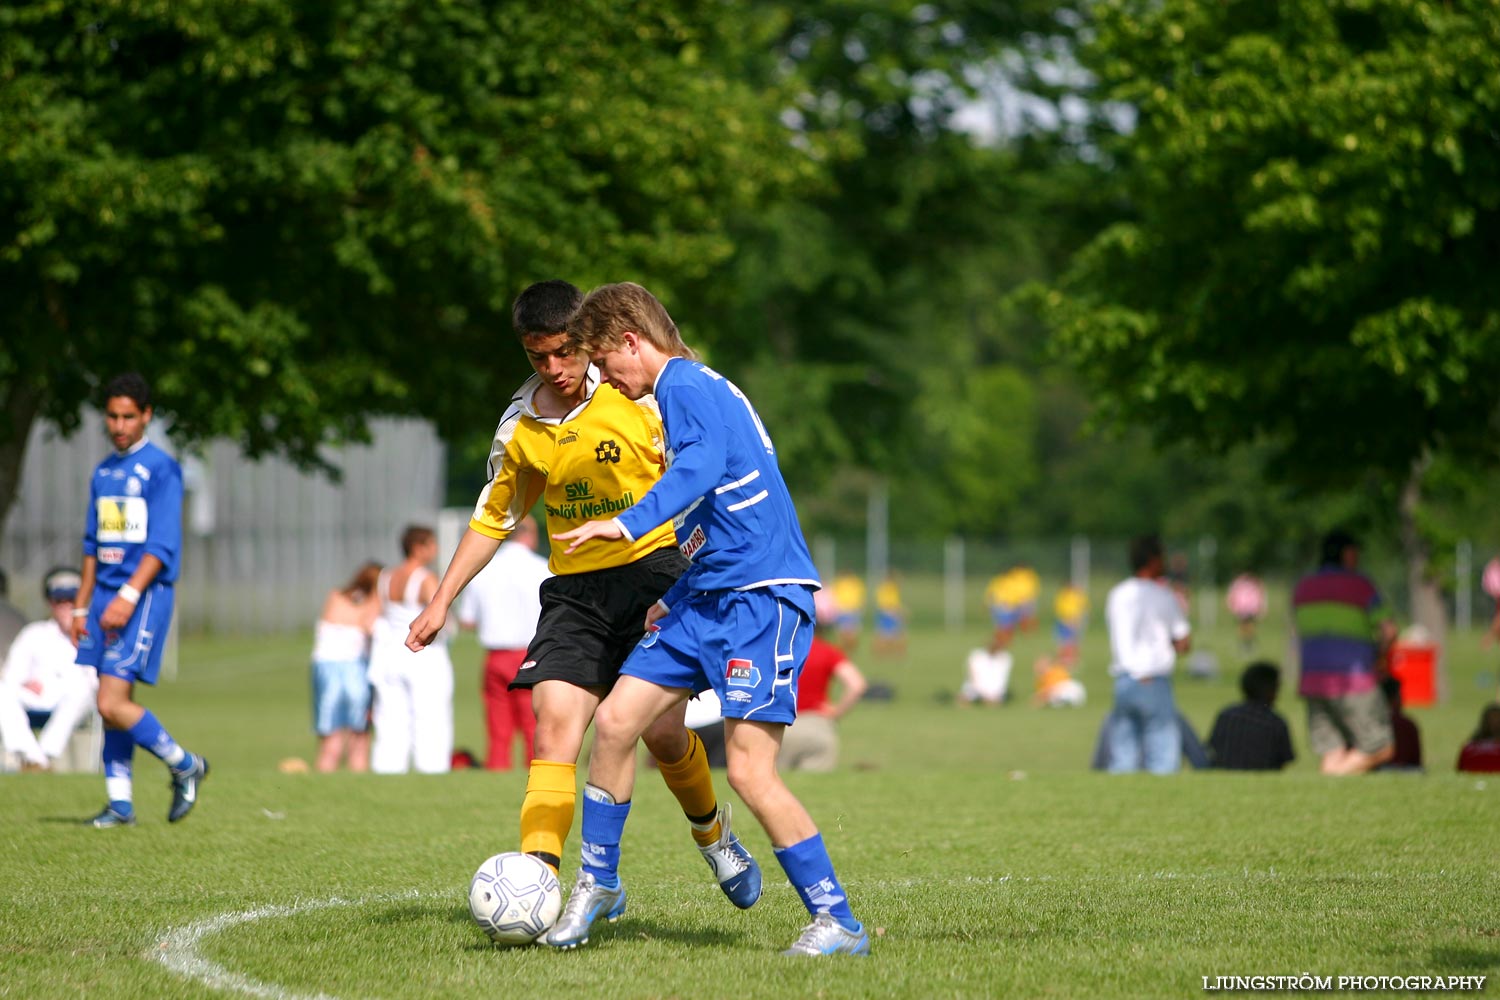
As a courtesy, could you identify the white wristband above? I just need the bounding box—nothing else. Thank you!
[116,584,141,605]
[71,608,89,618]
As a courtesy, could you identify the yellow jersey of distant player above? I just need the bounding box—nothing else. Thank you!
[470,369,676,575]
[832,574,867,613]
[876,578,903,612]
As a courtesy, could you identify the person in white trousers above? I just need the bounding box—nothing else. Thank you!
[0,569,99,772]
[369,526,454,774]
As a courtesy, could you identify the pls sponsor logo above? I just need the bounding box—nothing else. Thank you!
[726,657,761,687]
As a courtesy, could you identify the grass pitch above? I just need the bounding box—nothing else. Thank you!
[2,616,1497,999]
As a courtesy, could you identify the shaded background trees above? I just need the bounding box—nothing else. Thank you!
[5,0,1497,613]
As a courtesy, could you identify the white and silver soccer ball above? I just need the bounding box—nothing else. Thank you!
[467,852,562,946]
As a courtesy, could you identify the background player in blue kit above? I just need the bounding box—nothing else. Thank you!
[551,283,868,957]
[71,373,208,827]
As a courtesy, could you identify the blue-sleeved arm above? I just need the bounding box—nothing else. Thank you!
[616,381,727,540]
[82,473,99,556]
[146,458,183,573]
[657,572,694,613]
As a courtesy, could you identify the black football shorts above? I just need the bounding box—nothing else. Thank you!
[510,546,687,691]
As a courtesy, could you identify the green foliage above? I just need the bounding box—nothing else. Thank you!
[0,0,805,474]
[1042,0,1500,489]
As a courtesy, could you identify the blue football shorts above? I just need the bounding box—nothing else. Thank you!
[75,581,175,685]
[312,658,372,735]
[621,584,815,725]
[991,605,1021,628]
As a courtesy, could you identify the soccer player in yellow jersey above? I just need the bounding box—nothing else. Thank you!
[406,280,760,908]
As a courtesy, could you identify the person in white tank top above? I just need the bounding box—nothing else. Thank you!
[310,562,382,772]
[369,526,454,774]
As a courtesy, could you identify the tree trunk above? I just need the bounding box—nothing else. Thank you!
[1397,456,1448,703]
[0,383,44,553]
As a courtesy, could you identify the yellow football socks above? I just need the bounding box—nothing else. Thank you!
[656,731,722,847]
[520,759,576,870]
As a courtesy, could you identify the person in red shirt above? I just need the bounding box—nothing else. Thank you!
[778,597,869,773]
[1456,704,1500,774]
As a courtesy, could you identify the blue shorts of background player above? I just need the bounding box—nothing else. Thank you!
[621,585,814,725]
[1055,620,1081,646]
[312,658,372,736]
[875,611,902,637]
[75,581,175,685]
[991,605,1021,629]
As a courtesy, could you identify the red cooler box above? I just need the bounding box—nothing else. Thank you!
[1389,642,1437,707]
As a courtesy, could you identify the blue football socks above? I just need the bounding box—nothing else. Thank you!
[579,784,630,890]
[127,710,193,773]
[102,728,136,816]
[775,833,860,932]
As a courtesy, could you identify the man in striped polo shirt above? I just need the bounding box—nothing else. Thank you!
[1293,530,1399,775]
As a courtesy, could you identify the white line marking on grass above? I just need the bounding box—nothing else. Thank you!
[152,889,429,1000]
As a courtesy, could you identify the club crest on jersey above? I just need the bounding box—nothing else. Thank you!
[125,477,142,496]
[595,439,621,464]
[726,658,760,687]
[679,524,707,562]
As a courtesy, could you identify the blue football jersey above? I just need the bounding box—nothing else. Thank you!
[616,358,819,607]
[83,439,183,588]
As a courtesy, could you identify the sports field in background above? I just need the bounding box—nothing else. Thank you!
[3,608,1497,999]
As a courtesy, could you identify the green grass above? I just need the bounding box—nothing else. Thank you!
[3,615,1498,999]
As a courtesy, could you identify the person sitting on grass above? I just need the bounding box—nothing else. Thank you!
[1206,661,1295,771]
[1456,704,1500,774]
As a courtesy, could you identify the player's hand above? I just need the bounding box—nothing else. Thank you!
[99,597,134,631]
[643,600,669,632]
[69,616,87,647]
[553,518,625,554]
[406,604,446,652]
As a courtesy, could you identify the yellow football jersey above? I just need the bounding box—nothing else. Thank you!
[832,573,867,612]
[876,579,903,612]
[470,370,676,575]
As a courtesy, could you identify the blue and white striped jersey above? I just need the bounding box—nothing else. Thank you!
[83,438,183,588]
[615,358,819,608]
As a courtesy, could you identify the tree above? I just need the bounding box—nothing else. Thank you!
[0,0,809,530]
[1041,0,1500,647]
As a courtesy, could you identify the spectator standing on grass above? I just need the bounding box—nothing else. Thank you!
[1456,704,1500,773]
[456,515,550,771]
[1293,530,1398,776]
[1104,534,1192,775]
[0,569,98,773]
[1206,661,1294,771]
[310,562,381,773]
[72,373,208,827]
[831,573,865,651]
[369,525,454,774]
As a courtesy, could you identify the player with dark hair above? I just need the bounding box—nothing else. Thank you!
[551,282,868,956]
[72,373,208,826]
[406,280,759,907]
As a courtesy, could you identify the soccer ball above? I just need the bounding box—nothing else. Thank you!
[468,852,562,946]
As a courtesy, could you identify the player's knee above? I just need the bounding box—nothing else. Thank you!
[725,753,776,805]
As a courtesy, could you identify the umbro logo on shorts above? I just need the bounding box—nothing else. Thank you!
[519,660,537,671]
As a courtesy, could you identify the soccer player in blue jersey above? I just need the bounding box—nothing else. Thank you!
[549,283,869,956]
[71,373,208,827]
